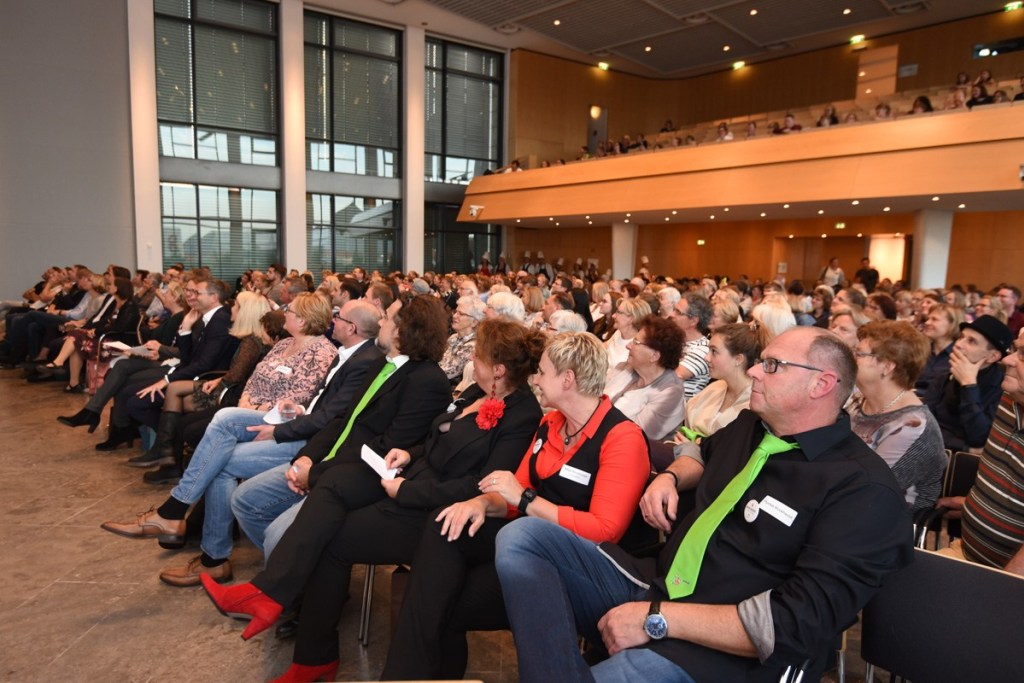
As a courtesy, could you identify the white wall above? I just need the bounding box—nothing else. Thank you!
[0,0,135,297]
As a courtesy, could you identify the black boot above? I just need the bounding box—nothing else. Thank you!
[57,407,101,433]
[126,412,181,468]
[95,424,137,451]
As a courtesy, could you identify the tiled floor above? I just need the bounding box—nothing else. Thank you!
[1,366,890,683]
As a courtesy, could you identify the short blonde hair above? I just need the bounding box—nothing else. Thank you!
[288,292,332,336]
[232,291,273,338]
[545,332,608,397]
[616,297,652,322]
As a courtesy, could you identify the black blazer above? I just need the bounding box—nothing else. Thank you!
[394,383,543,512]
[92,298,142,342]
[301,356,452,487]
[168,305,237,382]
[272,339,384,443]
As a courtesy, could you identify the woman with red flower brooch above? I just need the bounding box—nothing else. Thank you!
[382,332,653,681]
[214,318,546,683]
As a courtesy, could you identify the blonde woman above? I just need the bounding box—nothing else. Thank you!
[604,297,652,369]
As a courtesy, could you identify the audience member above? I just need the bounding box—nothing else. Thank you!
[915,303,963,395]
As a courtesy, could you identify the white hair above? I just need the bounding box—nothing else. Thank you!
[486,291,526,322]
[549,310,587,333]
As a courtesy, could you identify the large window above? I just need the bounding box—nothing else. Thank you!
[154,0,278,166]
[161,183,279,281]
[425,39,503,184]
[305,13,400,177]
[424,203,500,274]
[307,194,400,275]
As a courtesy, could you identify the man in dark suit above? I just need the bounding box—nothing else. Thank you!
[230,294,452,562]
[101,299,384,586]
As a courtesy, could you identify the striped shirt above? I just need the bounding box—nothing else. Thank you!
[679,335,710,400]
[962,393,1024,568]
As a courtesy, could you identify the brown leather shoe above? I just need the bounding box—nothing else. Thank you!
[100,506,186,548]
[160,555,232,588]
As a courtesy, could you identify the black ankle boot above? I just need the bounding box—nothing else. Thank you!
[126,412,181,468]
[57,407,101,433]
[95,424,136,451]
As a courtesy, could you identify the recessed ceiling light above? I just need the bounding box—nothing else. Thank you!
[555,222,560,226]
[783,204,790,209]
[548,217,554,221]
[664,217,670,221]
[598,61,610,71]
[865,88,873,94]
[552,19,561,26]
[723,207,730,212]
[760,212,767,217]
[723,45,731,52]
[883,206,891,211]
[626,213,632,217]
[750,8,758,16]
[851,200,860,205]
[821,233,827,238]
[896,232,902,236]
[958,203,966,209]
[732,61,746,70]
[671,210,677,215]
[710,215,716,220]
[644,46,652,53]
[516,219,520,223]
[585,215,590,219]
[624,219,630,223]
[788,234,794,239]
[857,233,863,237]
[850,34,865,45]
[588,221,593,225]
[859,71,866,77]
[932,196,940,201]
[818,209,825,215]
[843,8,852,15]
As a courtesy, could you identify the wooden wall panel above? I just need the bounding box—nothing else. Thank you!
[506,225,613,274]
[946,211,1024,289]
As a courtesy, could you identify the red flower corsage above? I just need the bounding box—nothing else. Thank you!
[476,397,505,430]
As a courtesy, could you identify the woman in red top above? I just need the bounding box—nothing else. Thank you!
[381,332,651,681]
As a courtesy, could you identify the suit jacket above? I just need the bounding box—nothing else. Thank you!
[300,356,452,487]
[394,384,543,511]
[167,305,237,382]
[272,339,384,443]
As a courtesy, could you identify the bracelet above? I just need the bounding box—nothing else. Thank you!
[658,470,680,489]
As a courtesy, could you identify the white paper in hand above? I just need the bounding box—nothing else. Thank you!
[361,445,399,480]
[263,406,286,424]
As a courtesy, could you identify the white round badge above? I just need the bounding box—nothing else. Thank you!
[532,438,544,454]
[744,499,760,523]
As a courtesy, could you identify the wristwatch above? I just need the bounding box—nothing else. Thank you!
[643,600,668,640]
[517,487,538,515]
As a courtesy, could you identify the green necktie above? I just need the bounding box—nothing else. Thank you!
[666,432,797,599]
[322,360,397,462]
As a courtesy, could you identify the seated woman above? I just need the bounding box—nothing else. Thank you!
[828,304,869,349]
[810,286,834,328]
[974,293,1008,324]
[32,277,139,392]
[915,303,963,396]
[123,290,276,469]
[593,290,622,341]
[101,293,336,586]
[751,297,797,345]
[520,285,545,329]
[200,319,546,681]
[849,321,947,512]
[604,297,651,368]
[605,315,686,440]
[710,297,740,331]
[439,295,485,385]
[670,323,760,465]
[377,332,651,681]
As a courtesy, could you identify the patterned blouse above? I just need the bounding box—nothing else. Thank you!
[242,335,337,409]
[440,330,476,381]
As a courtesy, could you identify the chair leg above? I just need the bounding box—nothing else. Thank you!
[357,564,376,647]
[864,663,874,682]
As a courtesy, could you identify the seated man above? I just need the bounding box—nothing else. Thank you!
[936,327,1024,575]
[99,300,383,585]
[923,315,1012,452]
[495,327,913,682]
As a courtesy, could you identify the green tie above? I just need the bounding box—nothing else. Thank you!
[322,360,397,462]
[666,432,797,599]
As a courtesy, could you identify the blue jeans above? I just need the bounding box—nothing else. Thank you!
[495,518,693,683]
[231,462,305,554]
[262,497,304,563]
[169,407,305,559]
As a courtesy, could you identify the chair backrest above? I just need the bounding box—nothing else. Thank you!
[862,548,1024,682]
[943,450,981,540]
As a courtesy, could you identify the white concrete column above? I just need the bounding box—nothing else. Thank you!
[911,210,952,289]
[402,27,426,273]
[127,0,161,271]
[611,222,637,280]
[279,0,306,274]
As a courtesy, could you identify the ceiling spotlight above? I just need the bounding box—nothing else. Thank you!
[548,217,554,221]
[857,233,863,237]
[723,45,731,52]
[843,8,852,15]
[671,210,677,215]
[626,213,632,217]
[750,8,758,16]
[851,200,860,205]
[732,61,746,70]
[516,219,521,223]
[588,221,593,225]
[850,34,866,45]
[624,219,630,223]
[932,196,940,201]
[783,204,790,209]
[818,209,825,215]
[644,46,652,53]
[555,222,560,226]
[760,212,767,217]
[821,233,827,238]
[552,19,561,26]
[958,203,966,209]
[788,234,794,239]
[585,215,590,219]
[598,61,610,71]
[723,207,730,212]
[883,206,891,211]
[664,217,670,221]
[710,215,716,220]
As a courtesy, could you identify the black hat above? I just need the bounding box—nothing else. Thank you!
[960,315,1014,358]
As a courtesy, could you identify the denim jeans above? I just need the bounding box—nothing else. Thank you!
[494,518,693,683]
[262,497,305,563]
[169,407,305,560]
[231,462,305,555]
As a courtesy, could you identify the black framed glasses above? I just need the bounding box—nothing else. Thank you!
[760,357,828,375]
[332,312,353,325]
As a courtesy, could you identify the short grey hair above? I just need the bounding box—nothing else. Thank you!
[457,295,487,322]
[548,310,586,333]
[487,291,525,322]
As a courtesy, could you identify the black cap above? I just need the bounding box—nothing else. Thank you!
[960,315,1014,358]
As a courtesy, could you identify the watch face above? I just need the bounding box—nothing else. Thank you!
[644,613,668,640]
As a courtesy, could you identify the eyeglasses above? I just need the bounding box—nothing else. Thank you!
[185,288,201,296]
[760,357,828,375]
[331,311,352,323]
[853,350,877,359]
[628,338,652,349]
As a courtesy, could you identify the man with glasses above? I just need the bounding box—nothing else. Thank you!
[936,327,1024,575]
[668,292,713,399]
[495,327,912,682]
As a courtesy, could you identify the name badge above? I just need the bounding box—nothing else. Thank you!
[743,499,760,523]
[275,365,293,376]
[559,464,591,486]
[446,402,458,413]
[532,438,544,454]
[759,496,798,527]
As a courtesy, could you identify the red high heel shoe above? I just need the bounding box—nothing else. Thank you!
[268,661,340,683]
[200,574,283,640]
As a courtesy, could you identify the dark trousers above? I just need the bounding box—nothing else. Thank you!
[381,516,509,681]
[86,357,163,416]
